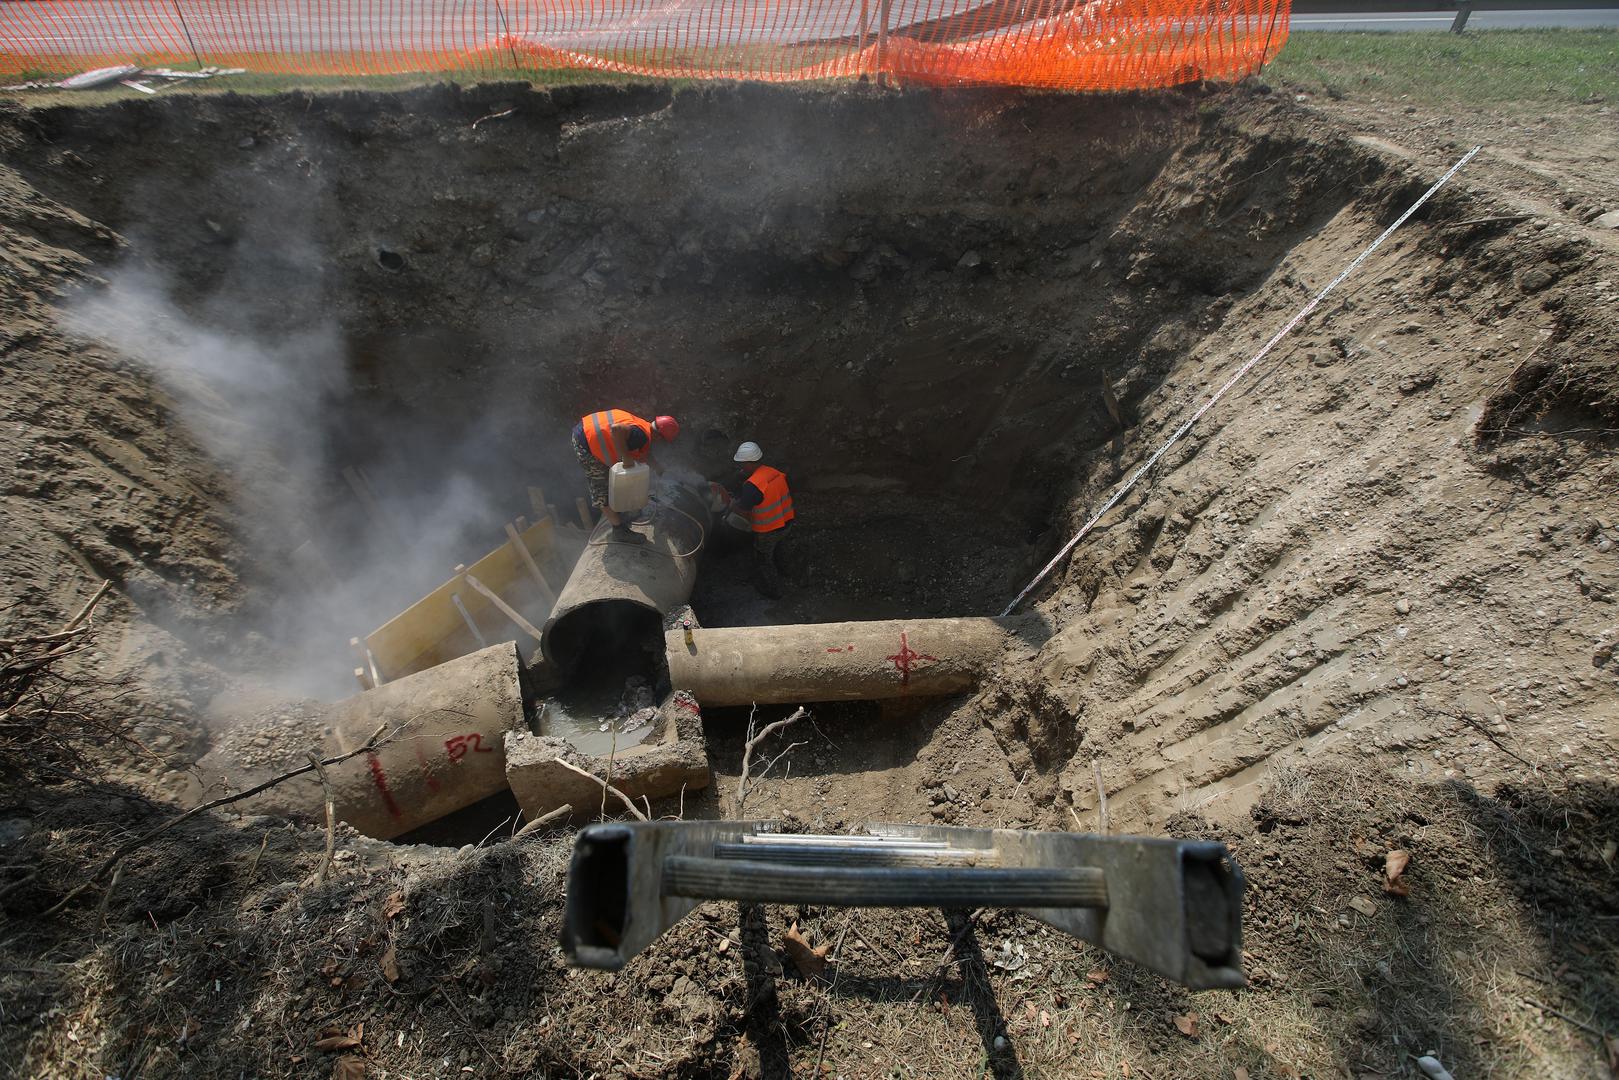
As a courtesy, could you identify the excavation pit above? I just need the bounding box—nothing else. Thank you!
[4,80,1493,844]
[7,81,1382,699]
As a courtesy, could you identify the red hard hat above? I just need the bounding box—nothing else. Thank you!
[653,415,680,441]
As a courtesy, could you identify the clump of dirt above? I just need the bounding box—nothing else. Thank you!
[1,76,1616,1080]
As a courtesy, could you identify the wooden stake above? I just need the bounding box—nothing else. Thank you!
[505,522,557,609]
[342,466,394,538]
[451,592,487,648]
[353,666,372,692]
[876,0,891,88]
[349,636,382,687]
[575,496,594,530]
[528,486,548,519]
[858,0,870,73]
[461,571,545,644]
[289,538,337,591]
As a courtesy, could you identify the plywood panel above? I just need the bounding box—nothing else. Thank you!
[364,519,578,681]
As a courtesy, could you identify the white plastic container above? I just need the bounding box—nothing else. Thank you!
[608,461,651,513]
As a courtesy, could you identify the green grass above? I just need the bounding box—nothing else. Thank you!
[1269,28,1619,106]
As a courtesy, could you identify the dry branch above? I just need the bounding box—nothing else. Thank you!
[1092,760,1110,835]
[37,720,399,917]
[514,804,573,838]
[307,751,337,885]
[734,706,808,816]
[0,580,138,792]
[549,757,648,821]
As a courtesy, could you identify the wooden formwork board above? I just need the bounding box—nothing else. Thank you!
[363,518,585,682]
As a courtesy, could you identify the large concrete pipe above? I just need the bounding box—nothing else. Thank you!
[665,617,1039,705]
[199,642,526,840]
[541,481,710,672]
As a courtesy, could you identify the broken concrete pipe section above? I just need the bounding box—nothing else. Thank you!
[198,642,526,841]
[504,690,711,823]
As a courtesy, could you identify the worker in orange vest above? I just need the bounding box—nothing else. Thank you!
[572,409,680,542]
[720,441,794,598]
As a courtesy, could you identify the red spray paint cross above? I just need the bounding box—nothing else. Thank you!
[886,631,937,688]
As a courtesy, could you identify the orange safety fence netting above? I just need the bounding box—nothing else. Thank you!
[0,0,1290,90]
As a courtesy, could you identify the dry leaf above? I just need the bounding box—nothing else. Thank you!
[380,943,400,984]
[1348,896,1377,917]
[381,890,406,920]
[1173,1012,1200,1038]
[1352,838,1378,857]
[1234,1069,1250,1080]
[333,1054,366,1080]
[1263,1042,1303,1078]
[1039,1010,1051,1029]
[1383,849,1411,896]
[782,921,830,978]
[1121,1061,1131,1078]
[1215,1012,1234,1026]
[314,1035,361,1053]
[1086,968,1109,985]
[1276,1060,1301,1080]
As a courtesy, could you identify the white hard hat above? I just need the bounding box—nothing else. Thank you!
[733,441,763,462]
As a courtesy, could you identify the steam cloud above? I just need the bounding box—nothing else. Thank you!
[65,261,554,701]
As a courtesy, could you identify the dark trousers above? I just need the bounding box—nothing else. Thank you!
[753,528,787,598]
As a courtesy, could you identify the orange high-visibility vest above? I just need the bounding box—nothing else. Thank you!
[581,409,653,465]
[746,466,794,533]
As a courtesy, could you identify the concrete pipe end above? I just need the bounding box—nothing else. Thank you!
[542,598,667,673]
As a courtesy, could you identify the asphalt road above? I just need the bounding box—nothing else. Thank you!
[1295,7,1619,31]
[1,3,1615,59]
